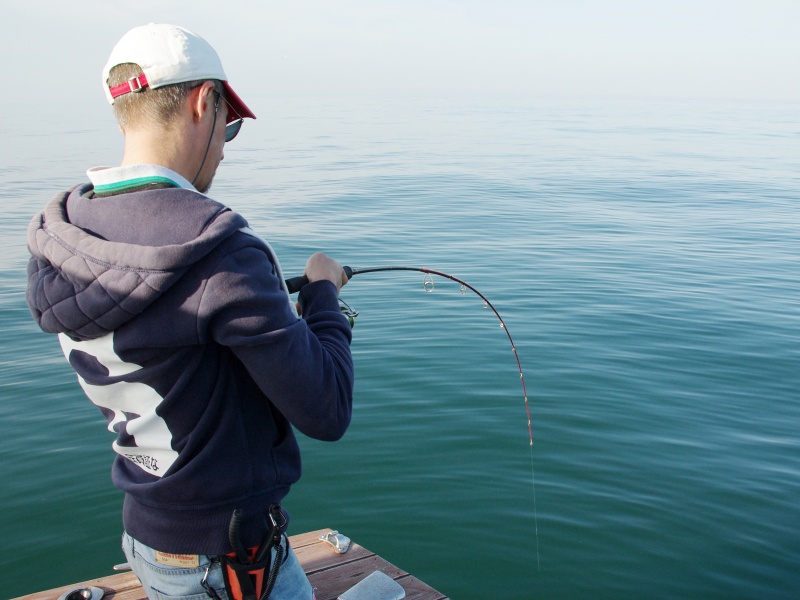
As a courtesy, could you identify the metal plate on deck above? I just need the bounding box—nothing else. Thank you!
[56,587,104,600]
[338,571,405,600]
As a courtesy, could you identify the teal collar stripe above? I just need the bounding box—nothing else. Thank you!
[94,175,182,195]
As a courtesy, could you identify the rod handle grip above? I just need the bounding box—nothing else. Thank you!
[285,266,353,294]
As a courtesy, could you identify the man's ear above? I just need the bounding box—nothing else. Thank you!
[191,81,217,123]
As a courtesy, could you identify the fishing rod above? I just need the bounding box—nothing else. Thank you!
[287,264,540,569]
[286,265,533,447]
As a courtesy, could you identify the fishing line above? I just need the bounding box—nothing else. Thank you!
[286,265,540,570]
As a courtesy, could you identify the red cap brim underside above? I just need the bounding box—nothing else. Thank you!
[222,81,256,122]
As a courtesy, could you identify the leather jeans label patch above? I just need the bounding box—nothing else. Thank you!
[154,551,200,568]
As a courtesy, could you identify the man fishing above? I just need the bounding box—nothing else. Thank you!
[25,23,353,599]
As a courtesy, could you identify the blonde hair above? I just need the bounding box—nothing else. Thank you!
[108,63,222,131]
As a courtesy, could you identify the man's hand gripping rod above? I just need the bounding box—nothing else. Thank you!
[285,266,354,294]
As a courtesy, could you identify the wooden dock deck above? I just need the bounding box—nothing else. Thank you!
[13,528,448,600]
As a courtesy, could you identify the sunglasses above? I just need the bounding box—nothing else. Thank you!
[225,118,243,143]
[213,91,244,142]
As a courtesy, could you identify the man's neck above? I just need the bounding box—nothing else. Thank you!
[121,130,191,180]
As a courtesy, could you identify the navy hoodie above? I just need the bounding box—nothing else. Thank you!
[26,166,354,554]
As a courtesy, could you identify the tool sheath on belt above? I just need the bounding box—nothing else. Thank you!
[220,505,286,600]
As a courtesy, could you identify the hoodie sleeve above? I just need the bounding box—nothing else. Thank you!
[199,243,354,442]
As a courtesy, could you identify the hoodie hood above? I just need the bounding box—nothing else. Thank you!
[27,184,247,340]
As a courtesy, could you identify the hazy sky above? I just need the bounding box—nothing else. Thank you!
[3,0,799,105]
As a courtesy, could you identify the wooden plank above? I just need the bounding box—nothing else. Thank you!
[12,529,447,600]
[289,529,333,548]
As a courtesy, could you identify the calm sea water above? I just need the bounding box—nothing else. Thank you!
[1,96,798,599]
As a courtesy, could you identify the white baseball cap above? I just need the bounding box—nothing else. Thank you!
[102,23,255,122]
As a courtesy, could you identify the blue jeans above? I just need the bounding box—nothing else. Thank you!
[122,531,313,600]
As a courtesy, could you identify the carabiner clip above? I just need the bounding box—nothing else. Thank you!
[339,298,358,328]
[200,559,223,600]
[269,504,287,530]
